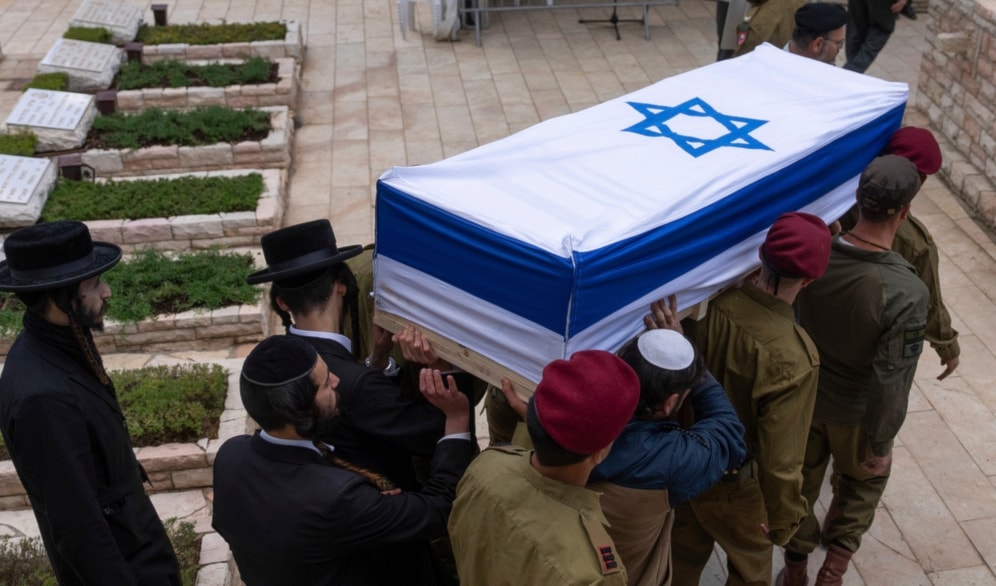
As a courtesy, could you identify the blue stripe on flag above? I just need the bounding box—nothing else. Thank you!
[376,101,905,338]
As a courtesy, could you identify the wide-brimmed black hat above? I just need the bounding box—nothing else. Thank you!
[0,221,122,293]
[246,219,363,285]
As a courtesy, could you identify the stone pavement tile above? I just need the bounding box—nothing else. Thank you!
[907,381,932,412]
[929,565,996,586]
[442,141,477,158]
[430,73,471,107]
[331,139,372,187]
[369,128,409,172]
[919,378,996,476]
[493,72,533,106]
[437,104,478,143]
[399,72,434,104]
[332,98,370,141]
[899,410,996,521]
[329,186,374,244]
[283,203,331,228]
[401,102,441,142]
[503,102,542,132]
[333,67,368,103]
[555,70,599,107]
[150,490,209,522]
[368,96,405,130]
[531,87,572,119]
[851,506,931,586]
[367,65,401,98]
[945,286,996,357]
[963,517,996,575]
[288,160,334,205]
[404,138,444,166]
[298,90,336,125]
[294,124,336,163]
[881,446,983,572]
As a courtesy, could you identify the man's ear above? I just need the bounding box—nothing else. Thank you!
[275,296,291,312]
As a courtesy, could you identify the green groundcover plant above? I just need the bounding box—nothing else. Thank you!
[117,56,275,89]
[23,72,69,92]
[0,362,227,457]
[62,26,113,44]
[0,518,201,586]
[0,249,259,335]
[41,173,264,222]
[89,106,271,149]
[136,21,286,45]
[0,131,37,156]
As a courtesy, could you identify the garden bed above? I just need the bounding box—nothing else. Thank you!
[81,105,292,176]
[141,20,303,63]
[64,169,285,252]
[0,356,251,505]
[116,57,299,111]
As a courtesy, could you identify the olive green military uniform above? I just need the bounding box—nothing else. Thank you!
[840,208,959,361]
[734,0,806,56]
[449,446,628,585]
[787,236,927,555]
[671,282,820,586]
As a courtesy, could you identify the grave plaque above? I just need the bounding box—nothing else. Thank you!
[0,155,57,228]
[37,39,123,92]
[70,0,144,45]
[5,89,97,152]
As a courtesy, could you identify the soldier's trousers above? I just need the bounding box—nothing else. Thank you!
[671,462,771,586]
[786,419,891,555]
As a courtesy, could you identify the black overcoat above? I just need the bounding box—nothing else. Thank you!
[0,323,180,585]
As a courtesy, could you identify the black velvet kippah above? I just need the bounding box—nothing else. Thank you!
[795,3,848,33]
[242,336,318,387]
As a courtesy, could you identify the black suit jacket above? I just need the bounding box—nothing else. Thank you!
[291,333,447,490]
[212,432,475,585]
[0,322,180,586]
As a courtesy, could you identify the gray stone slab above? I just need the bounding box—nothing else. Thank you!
[69,0,143,45]
[0,155,56,228]
[37,38,122,92]
[5,89,97,152]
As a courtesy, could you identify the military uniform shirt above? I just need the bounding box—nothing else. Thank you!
[449,447,627,586]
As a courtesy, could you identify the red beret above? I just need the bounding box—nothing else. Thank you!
[533,350,640,455]
[883,127,941,176]
[760,212,831,280]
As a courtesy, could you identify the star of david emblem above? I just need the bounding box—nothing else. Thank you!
[623,98,772,157]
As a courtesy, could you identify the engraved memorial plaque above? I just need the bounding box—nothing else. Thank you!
[0,156,50,205]
[7,89,92,131]
[37,39,123,92]
[70,0,144,45]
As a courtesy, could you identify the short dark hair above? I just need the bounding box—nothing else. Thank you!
[618,335,704,418]
[792,27,824,47]
[240,368,319,437]
[526,399,589,466]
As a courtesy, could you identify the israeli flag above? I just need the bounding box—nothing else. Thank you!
[376,44,908,385]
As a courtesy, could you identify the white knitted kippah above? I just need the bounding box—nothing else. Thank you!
[637,329,695,370]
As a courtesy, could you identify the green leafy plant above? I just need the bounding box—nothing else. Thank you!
[42,173,264,221]
[89,106,271,149]
[136,21,286,45]
[0,294,23,338]
[23,72,69,92]
[102,248,261,323]
[0,131,37,156]
[117,363,228,446]
[63,26,113,43]
[0,520,203,586]
[117,56,276,89]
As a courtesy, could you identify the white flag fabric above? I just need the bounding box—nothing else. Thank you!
[376,44,909,384]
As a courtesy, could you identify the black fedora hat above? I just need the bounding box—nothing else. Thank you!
[0,221,122,293]
[246,219,363,285]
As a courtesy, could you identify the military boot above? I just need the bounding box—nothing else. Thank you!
[814,544,853,586]
[775,553,808,586]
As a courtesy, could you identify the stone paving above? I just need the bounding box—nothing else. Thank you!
[1,0,996,584]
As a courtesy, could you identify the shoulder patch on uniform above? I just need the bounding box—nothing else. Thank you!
[598,545,619,571]
[904,325,926,359]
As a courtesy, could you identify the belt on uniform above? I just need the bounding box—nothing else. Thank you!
[720,458,755,484]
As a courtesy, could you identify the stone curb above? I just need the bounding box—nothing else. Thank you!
[116,58,300,112]
[83,168,285,253]
[142,20,303,63]
[81,105,294,177]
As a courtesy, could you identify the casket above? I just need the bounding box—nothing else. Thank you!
[374,44,908,390]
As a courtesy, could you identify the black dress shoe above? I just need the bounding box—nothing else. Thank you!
[900,1,917,19]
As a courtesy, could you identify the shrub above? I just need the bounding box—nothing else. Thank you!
[89,106,271,149]
[23,72,69,92]
[102,248,261,323]
[0,294,23,338]
[42,173,264,221]
[0,520,202,586]
[136,21,286,45]
[117,56,276,89]
[63,26,113,43]
[117,363,228,446]
[0,131,37,156]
